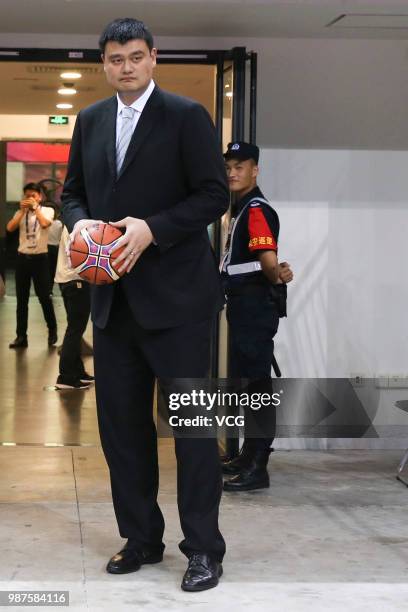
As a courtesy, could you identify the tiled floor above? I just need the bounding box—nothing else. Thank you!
[1,445,408,610]
[1,297,408,610]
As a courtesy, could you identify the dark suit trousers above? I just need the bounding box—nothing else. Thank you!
[93,285,225,562]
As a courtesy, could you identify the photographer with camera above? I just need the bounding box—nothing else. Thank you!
[7,182,58,349]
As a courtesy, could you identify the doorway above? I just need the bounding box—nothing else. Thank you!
[0,46,257,448]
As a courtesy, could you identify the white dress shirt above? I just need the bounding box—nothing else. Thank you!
[116,79,156,148]
[47,218,63,246]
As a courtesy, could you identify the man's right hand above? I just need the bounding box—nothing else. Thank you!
[67,219,102,266]
[19,199,32,210]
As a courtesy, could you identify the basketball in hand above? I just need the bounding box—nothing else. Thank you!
[69,222,125,285]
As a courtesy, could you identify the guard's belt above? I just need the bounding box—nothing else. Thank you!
[226,261,262,275]
[226,282,288,318]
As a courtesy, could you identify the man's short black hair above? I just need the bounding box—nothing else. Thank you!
[99,18,154,53]
[23,182,42,195]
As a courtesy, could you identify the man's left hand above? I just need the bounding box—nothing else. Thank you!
[278,261,294,284]
[109,217,154,274]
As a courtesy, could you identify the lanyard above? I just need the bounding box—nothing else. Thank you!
[220,196,269,272]
[25,208,39,245]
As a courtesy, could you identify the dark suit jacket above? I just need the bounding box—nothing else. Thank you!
[61,85,229,329]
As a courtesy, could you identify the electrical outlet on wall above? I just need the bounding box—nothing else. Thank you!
[389,375,408,389]
[350,373,365,387]
[375,375,408,389]
[375,376,389,389]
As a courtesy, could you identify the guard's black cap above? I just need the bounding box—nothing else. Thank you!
[224,141,259,164]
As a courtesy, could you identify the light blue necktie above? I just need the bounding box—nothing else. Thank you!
[116,106,136,174]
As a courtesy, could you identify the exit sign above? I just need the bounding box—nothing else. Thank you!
[49,115,69,125]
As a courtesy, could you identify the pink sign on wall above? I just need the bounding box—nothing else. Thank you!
[7,142,70,163]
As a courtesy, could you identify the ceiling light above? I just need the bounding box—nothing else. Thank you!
[60,71,82,79]
[58,87,77,95]
[56,103,73,109]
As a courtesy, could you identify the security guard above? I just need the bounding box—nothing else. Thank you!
[221,141,293,491]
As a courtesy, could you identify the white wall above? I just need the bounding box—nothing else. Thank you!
[255,147,408,449]
[6,162,23,201]
[258,148,408,380]
[0,115,75,140]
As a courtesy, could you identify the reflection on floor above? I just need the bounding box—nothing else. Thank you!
[0,296,98,445]
[1,297,408,610]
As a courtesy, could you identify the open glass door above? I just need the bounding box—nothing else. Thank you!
[212,47,258,456]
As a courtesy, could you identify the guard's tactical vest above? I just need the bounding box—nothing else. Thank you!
[221,196,277,284]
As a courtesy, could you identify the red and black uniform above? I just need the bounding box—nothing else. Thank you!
[222,186,280,451]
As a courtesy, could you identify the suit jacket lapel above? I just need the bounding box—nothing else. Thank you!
[103,96,118,179]
[117,86,164,180]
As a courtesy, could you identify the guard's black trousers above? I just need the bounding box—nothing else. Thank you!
[15,253,57,338]
[93,286,225,562]
[227,293,280,452]
[59,281,90,383]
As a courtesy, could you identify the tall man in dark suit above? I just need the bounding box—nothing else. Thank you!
[62,18,228,592]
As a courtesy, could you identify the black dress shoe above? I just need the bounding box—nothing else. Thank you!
[221,446,254,475]
[222,443,274,476]
[223,449,271,492]
[48,329,58,346]
[106,547,163,574]
[181,553,223,592]
[9,336,28,349]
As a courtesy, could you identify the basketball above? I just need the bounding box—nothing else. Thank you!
[69,222,125,285]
